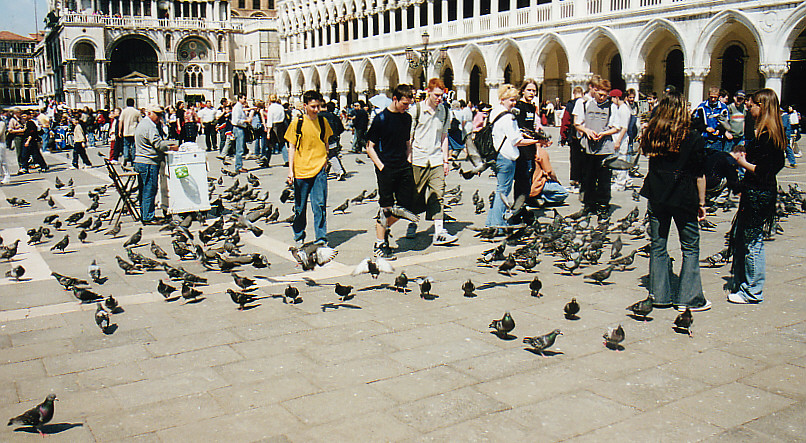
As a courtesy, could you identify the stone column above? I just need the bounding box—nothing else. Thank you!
[565,72,590,92]
[414,3,421,28]
[427,0,435,27]
[455,82,469,101]
[337,88,349,108]
[759,63,788,99]
[622,72,641,94]
[684,67,709,105]
[456,0,464,19]
[487,78,502,103]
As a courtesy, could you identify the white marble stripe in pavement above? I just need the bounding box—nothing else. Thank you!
[0,238,487,322]
[0,227,54,286]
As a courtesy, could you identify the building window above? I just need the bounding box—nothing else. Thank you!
[343,22,349,41]
[143,0,151,16]
[433,0,442,24]
[499,0,510,12]
[238,0,245,8]
[517,0,529,7]
[480,0,491,15]
[352,19,358,39]
[184,64,203,87]
[407,5,415,28]
[122,0,130,15]
[334,24,340,43]
[363,16,369,38]
[383,10,390,34]
[420,2,427,26]
[395,8,402,31]
[447,0,457,21]
[133,0,140,15]
[373,14,379,35]
[318,27,324,46]
[253,0,260,9]
[268,0,274,8]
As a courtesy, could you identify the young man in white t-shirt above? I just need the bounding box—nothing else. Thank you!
[610,89,633,191]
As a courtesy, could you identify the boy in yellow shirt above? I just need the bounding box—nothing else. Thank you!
[285,90,333,246]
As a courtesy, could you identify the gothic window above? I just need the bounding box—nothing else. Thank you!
[184,64,203,87]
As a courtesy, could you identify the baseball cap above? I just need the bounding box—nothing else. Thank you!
[609,89,623,98]
[735,90,746,98]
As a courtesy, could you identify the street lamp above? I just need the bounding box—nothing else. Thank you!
[405,31,447,71]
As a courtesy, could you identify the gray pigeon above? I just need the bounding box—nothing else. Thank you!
[603,324,625,349]
[674,307,694,337]
[523,329,562,356]
[462,279,475,297]
[490,312,515,337]
[95,303,110,332]
[88,260,102,283]
[626,294,654,320]
[5,265,25,281]
[123,228,142,248]
[7,394,57,437]
[352,257,394,279]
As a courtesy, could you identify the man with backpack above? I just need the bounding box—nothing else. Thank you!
[318,101,346,181]
[560,86,586,194]
[284,90,333,246]
[573,77,619,218]
[406,78,458,246]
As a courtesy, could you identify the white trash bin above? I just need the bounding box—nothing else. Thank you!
[166,150,210,214]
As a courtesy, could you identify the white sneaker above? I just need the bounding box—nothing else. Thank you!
[727,293,750,304]
[433,231,458,246]
[1,177,9,185]
[405,223,417,239]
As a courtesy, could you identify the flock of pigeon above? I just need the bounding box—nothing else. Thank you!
[4,155,806,434]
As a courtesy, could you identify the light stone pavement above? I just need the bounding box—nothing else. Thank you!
[1,128,805,442]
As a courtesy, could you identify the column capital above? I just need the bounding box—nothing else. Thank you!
[683,67,709,82]
[759,63,788,79]
[565,72,591,87]
[622,72,642,83]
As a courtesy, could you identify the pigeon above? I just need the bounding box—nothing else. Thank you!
[489,312,516,337]
[584,265,615,285]
[105,222,121,237]
[51,272,89,290]
[115,256,139,274]
[43,214,59,224]
[523,329,562,356]
[64,188,75,198]
[72,286,102,303]
[157,279,177,299]
[352,257,394,279]
[54,176,65,189]
[279,186,293,203]
[89,217,103,231]
[333,199,349,214]
[350,190,367,204]
[88,260,102,283]
[609,250,637,269]
[393,272,409,293]
[0,239,20,261]
[181,281,202,302]
[87,199,99,212]
[104,295,119,313]
[610,235,623,259]
[232,273,255,289]
[377,206,419,228]
[555,255,582,275]
[150,241,169,260]
[418,278,432,299]
[123,227,142,248]
[529,276,543,297]
[365,189,377,200]
[626,294,654,320]
[5,265,25,281]
[68,178,74,187]
[472,189,480,205]
[227,288,255,310]
[284,285,300,303]
[65,211,84,225]
[334,283,353,301]
[289,243,338,271]
[603,324,625,349]
[78,230,88,243]
[37,188,50,200]
[461,279,475,297]
[564,298,580,319]
[7,394,58,437]
[498,255,517,276]
[355,157,365,164]
[95,303,110,332]
[474,199,485,214]
[267,208,280,223]
[50,235,69,253]
[673,307,694,337]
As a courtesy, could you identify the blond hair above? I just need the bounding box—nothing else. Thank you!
[498,84,518,102]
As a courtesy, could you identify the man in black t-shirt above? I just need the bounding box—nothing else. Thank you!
[351,101,369,153]
[366,84,415,259]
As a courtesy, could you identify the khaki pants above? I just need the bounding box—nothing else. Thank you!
[412,164,445,220]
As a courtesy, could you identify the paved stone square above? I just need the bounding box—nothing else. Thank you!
[1,131,805,442]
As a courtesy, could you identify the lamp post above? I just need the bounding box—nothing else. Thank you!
[405,31,447,81]
[251,70,263,100]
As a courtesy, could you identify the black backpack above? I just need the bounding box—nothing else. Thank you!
[474,111,510,162]
[294,115,327,148]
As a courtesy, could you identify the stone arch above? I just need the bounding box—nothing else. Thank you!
[530,33,569,77]
[107,35,161,79]
[578,26,624,74]
[493,38,525,86]
[310,68,321,92]
[70,38,100,60]
[323,63,338,99]
[356,58,377,97]
[531,33,571,102]
[630,18,688,73]
[695,10,763,67]
[458,42,487,84]
[294,68,305,94]
[778,2,806,64]
[278,70,292,96]
[105,34,161,62]
[250,11,267,17]
[379,54,399,91]
[341,61,357,104]
[438,53,455,92]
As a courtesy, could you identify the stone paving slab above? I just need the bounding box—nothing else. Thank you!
[0,138,805,441]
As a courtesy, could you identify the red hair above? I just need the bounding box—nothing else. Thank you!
[427,78,445,91]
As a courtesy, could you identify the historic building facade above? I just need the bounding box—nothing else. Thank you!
[36,0,280,110]
[0,31,40,106]
[276,0,806,110]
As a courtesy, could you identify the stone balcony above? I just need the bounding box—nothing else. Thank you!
[61,13,243,32]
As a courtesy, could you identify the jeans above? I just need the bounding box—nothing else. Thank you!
[732,232,766,302]
[541,181,569,204]
[705,139,725,152]
[122,136,135,164]
[86,131,96,148]
[72,142,91,168]
[203,123,217,151]
[41,131,50,152]
[134,162,160,222]
[21,141,47,171]
[786,143,797,166]
[724,138,743,153]
[218,128,228,152]
[233,126,245,170]
[293,166,328,244]
[352,127,366,153]
[486,154,516,227]
[514,146,535,202]
[647,204,706,307]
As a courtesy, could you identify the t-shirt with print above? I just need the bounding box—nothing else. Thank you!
[367,108,412,167]
[284,115,333,179]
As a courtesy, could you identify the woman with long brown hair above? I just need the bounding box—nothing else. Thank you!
[727,88,786,304]
[639,91,710,311]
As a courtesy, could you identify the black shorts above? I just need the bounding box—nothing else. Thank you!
[376,164,415,210]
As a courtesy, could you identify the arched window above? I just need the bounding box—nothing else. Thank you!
[184,65,203,87]
[721,45,745,96]
[165,34,172,51]
[665,49,685,94]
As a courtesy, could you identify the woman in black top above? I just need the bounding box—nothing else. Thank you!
[727,89,786,304]
[513,79,539,205]
[20,111,49,173]
[639,91,709,311]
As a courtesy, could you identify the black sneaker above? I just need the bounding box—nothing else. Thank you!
[373,242,395,260]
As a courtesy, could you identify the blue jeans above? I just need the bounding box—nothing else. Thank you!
[293,166,328,244]
[724,138,743,153]
[233,126,245,170]
[786,144,797,166]
[86,131,96,148]
[122,137,135,164]
[41,131,50,152]
[218,129,228,152]
[732,232,765,302]
[134,162,160,222]
[705,139,724,152]
[486,154,516,227]
[648,204,706,307]
[541,181,569,204]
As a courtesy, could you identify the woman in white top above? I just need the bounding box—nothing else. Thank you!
[486,84,542,228]
[0,117,9,184]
